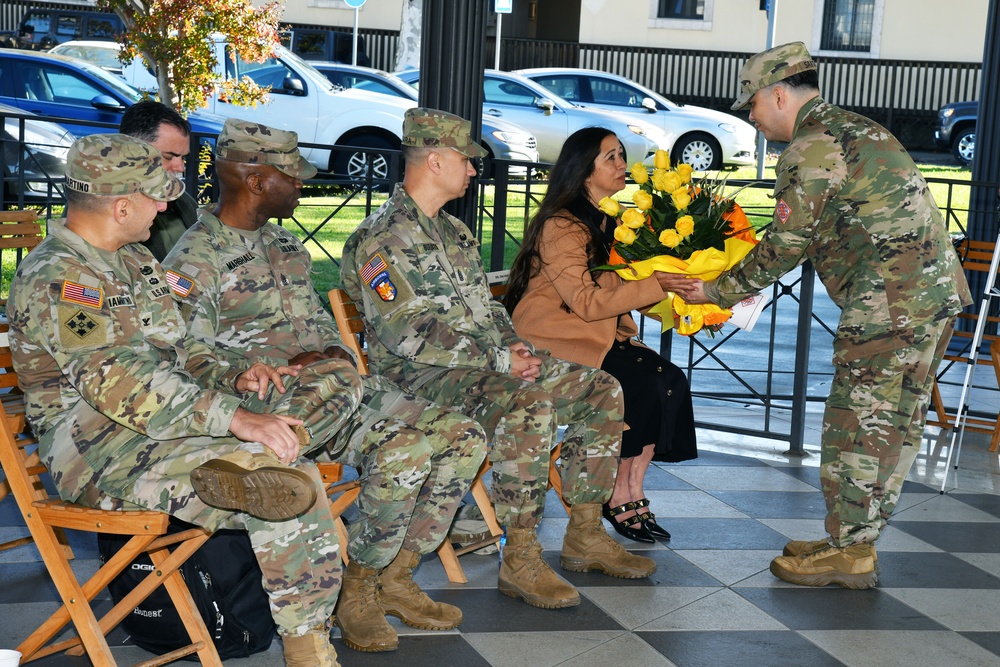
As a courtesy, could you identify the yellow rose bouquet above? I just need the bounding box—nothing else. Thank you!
[599,150,759,336]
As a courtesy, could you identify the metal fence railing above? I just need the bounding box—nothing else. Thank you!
[3,112,996,455]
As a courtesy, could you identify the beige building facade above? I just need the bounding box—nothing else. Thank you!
[274,0,988,64]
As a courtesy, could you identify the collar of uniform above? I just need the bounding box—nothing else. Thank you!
[197,208,283,251]
[392,182,464,243]
[46,217,129,281]
[793,95,826,136]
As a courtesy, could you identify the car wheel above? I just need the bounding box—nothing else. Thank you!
[951,128,975,165]
[673,133,722,171]
[334,134,398,188]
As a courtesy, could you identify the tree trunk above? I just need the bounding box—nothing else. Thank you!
[395,0,422,72]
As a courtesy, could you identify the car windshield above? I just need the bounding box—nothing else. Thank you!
[68,58,143,102]
[51,44,122,70]
[276,48,335,92]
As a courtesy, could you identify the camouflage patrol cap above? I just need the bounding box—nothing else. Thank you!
[401,108,487,158]
[215,118,318,180]
[732,41,817,110]
[65,133,184,201]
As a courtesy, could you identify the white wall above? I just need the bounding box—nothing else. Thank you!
[278,0,404,31]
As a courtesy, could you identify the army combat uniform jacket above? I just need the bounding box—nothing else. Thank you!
[8,219,246,503]
[706,97,972,357]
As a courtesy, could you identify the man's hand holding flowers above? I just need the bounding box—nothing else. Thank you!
[598,149,758,336]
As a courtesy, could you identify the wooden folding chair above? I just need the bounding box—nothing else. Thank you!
[928,238,1000,442]
[0,343,222,666]
[328,288,502,583]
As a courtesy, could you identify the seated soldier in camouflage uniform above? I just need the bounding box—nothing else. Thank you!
[342,108,657,611]
[7,134,356,666]
[163,118,487,654]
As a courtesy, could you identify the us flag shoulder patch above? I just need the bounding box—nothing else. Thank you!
[360,253,388,285]
[166,270,195,297]
[776,199,791,223]
[61,281,103,309]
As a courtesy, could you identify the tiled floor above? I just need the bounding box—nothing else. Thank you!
[2,423,1000,667]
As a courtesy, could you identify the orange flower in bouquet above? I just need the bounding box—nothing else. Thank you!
[599,150,759,336]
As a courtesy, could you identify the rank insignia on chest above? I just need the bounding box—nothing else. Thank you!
[370,271,396,302]
[61,281,103,309]
[165,269,195,298]
[776,199,791,223]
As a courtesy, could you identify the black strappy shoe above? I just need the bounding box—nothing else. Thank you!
[601,501,654,543]
[634,498,671,540]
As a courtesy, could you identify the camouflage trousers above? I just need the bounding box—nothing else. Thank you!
[75,358,363,636]
[323,382,487,570]
[821,317,955,547]
[406,355,624,529]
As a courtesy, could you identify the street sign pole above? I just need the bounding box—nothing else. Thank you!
[755,0,778,180]
[345,0,367,66]
[494,0,512,71]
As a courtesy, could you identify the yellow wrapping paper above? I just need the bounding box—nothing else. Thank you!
[614,237,758,335]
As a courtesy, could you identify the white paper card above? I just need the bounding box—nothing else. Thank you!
[727,293,770,332]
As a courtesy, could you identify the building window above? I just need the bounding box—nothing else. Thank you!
[820,0,875,52]
[657,0,704,20]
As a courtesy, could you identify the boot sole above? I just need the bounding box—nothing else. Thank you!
[332,617,399,653]
[383,608,462,631]
[559,555,656,579]
[497,579,580,609]
[190,460,317,521]
[769,560,879,589]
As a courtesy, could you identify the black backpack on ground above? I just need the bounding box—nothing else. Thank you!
[97,519,276,660]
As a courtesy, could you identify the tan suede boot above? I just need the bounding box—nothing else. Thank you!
[333,561,398,652]
[784,539,879,563]
[190,449,317,521]
[561,503,657,578]
[281,625,340,667]
[379,548,462,630]
[770,543,878,589]
[498,527,580,609]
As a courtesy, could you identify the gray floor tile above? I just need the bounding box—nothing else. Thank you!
[801,630,1000,667]
[878,551,1000,588]
[891,520,1000,552]
[639,630,847,667]
[707,489,827,518]
[882,589,1000,631]
[655,517,790,550]
[735,588,946,631]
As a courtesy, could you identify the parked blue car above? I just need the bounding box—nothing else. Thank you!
[0,48,225,141]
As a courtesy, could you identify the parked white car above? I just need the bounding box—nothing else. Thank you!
[397,68,671,166]
[49,40,159,92]
[517,67,757,171]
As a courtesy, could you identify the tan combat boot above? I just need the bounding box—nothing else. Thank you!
[333,560,398,652]
[281,625,340,667]
[499,527,580,609]
[784,538,879,563]
[561,503,657,578]
[190,449,317,521]
[769,543,878,589]
[379,548,462,630]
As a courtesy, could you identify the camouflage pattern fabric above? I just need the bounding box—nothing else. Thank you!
[7,219,359,636]
[342,184,624,528]
[822,318,955,546]
[216,118,318,180]
[704,97,973,546]
[64,133,184,201]
[164,210,486,568]
[731,41,816,110]
[401,107,488,158]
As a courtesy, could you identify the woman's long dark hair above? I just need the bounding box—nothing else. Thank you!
[504,126,621,313]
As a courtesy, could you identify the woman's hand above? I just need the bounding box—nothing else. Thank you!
[655,272,711,304]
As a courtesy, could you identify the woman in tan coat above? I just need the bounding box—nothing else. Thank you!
[506,127,697,543]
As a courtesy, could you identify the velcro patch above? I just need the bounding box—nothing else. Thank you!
[361,253,388,284]
[359,251,413,316]
[776,199,791,223]
[58,304,108,349]
[165,269,195,298]
[61,281,103,309]
[370,272,396,301]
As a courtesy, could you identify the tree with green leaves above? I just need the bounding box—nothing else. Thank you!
[99,0,283,114]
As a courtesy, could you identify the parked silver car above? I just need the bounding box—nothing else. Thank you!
[310,62,540,165]
[1,102,74,204]
[396,69,670,166]
[517,67,757,171]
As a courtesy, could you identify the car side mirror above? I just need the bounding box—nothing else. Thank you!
[535,98,555,116]
[641,97,657,113]
[90,94,125,112]
[282,76,305,95]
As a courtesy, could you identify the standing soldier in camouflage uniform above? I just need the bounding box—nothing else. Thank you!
[119,100,200,261]
[7,134,360,666]
[662,42,972,589]
[163,118,487,654]
[342,108,657,611]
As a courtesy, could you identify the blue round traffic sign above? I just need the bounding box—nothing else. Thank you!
[344,0,366,7]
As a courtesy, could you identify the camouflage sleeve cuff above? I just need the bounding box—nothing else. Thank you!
[490,346,512,374]
[209,392,244,437]
[705,278,750,310]
[703,280,723,305]
[221,367,244,393]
